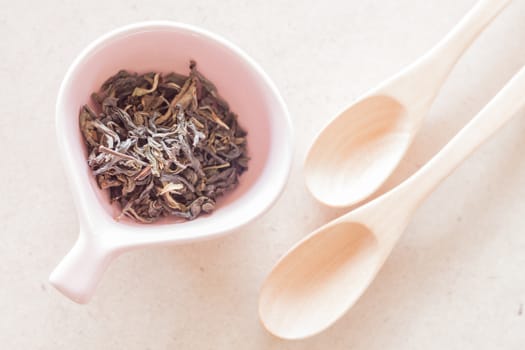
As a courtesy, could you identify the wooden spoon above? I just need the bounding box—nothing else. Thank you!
[305,0,511,207]
[260,66,525,340]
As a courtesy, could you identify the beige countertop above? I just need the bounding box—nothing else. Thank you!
[2,0,525,348]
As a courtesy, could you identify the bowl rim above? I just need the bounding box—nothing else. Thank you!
[55,20,294,245]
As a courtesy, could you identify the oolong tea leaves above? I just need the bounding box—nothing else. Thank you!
[79,61,249,223]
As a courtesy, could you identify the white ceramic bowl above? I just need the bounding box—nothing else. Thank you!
[50,21,293,303]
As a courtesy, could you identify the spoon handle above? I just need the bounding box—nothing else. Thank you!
[401,65,525,207]
[391,0,511,106]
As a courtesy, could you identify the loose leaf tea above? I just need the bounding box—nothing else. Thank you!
[79,61,249,223]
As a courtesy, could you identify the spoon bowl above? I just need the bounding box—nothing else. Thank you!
[260,220,381,339]
[305,96,411,206]
[260,182,410,339]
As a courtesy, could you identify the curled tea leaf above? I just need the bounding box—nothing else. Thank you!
[159,182,185,195]
[132,73,160,97]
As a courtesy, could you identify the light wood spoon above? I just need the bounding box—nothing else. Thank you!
[260,66,525,340]
[305,0,511,207]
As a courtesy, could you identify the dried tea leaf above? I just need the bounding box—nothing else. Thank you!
[79,61,249,223]
[132,73,160,97]
[159,182,185,195]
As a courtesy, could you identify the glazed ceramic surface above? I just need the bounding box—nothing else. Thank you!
[51,21,293,303]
